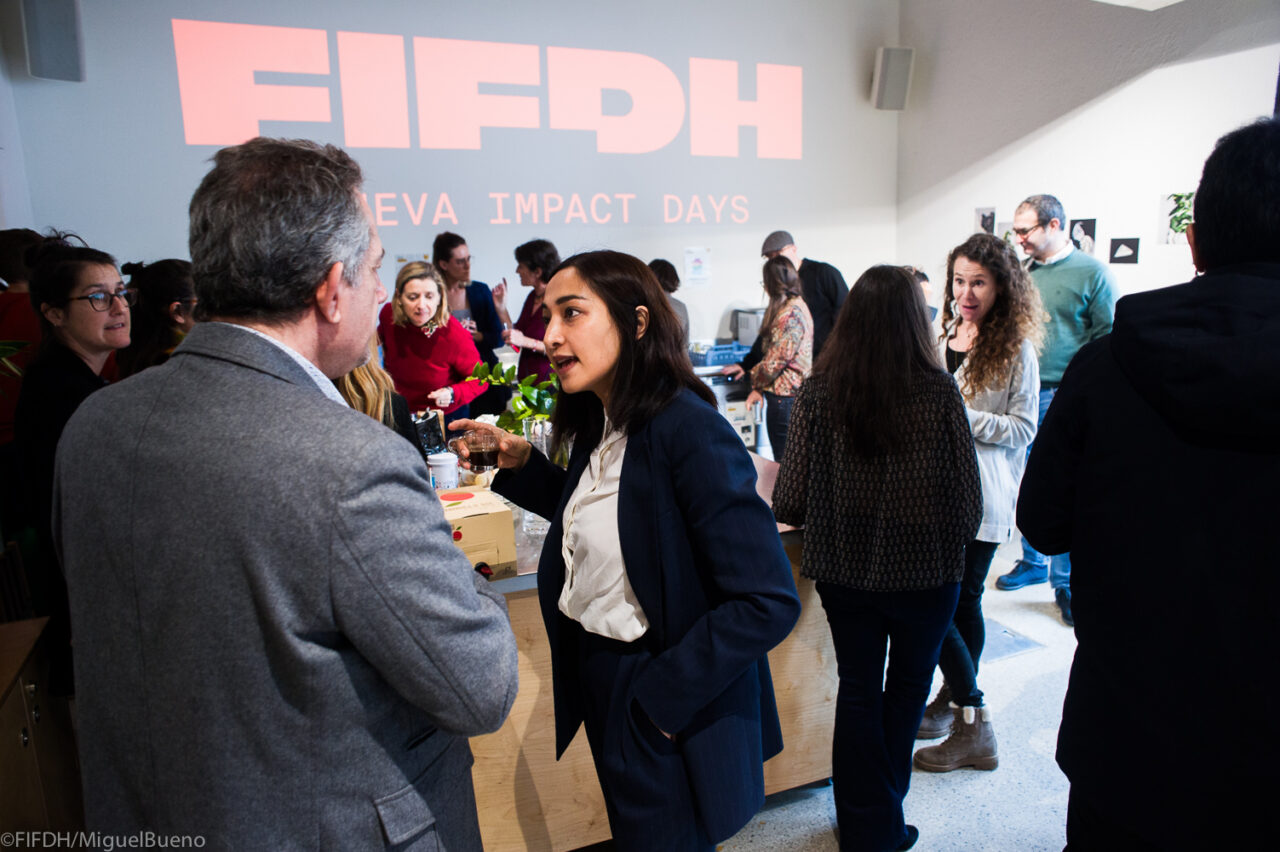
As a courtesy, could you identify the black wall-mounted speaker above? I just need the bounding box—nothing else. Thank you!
[871,47,914,111]
[21,0,85,82]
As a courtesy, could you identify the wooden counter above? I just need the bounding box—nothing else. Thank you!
[470,529,837,851]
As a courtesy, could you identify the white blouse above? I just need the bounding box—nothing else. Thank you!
[558,423,650,642]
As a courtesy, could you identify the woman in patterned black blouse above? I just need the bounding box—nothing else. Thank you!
[773,265,981,852]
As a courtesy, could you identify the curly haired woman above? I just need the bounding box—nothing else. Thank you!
[913,233,1044,773]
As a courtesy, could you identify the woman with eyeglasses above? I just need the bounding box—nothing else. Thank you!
[117,259,197,378]
[433,230,510,416]
[14,232,131,697]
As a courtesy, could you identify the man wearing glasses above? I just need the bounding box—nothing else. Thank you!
[994,194,1117,627]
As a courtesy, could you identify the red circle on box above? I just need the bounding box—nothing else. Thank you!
[438,491,474,501]
[452,530,462,540]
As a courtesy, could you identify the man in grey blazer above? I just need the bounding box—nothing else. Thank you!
[53,138,518,850]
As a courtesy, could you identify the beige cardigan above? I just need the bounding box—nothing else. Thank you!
[942,334,1040,543]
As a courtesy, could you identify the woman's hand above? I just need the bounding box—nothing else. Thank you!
[507,328,541,352]
[427,387,454,409]
[746,389,764,411]
[448,419,534,471]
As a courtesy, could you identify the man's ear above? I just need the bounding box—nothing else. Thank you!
[1186,223,1204,273]
[635,305,649,339]
[314,262,346,324]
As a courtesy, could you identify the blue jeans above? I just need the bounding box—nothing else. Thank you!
[1019,387,1072,590]
[816,581,960,852]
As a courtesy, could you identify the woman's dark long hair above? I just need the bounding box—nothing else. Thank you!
[813,264,943,456]
[549,250,714,455]
[117,259,195,378]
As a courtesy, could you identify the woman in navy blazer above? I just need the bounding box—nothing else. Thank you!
[455,250,801,851]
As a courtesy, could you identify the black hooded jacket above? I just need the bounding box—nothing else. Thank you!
[1017,262,1280,847]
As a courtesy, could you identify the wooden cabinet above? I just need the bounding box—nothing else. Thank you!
[0,618,85,831]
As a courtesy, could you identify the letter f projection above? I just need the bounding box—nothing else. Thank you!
[172,20,331,145]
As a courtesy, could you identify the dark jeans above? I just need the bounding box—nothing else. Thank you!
[816,581,960,852]
[937,540,999,707]
[764,392,794,460]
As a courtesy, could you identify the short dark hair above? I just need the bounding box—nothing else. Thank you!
[0,228,43,286]
[27,231,117,342]
[514,239,561,284]
[188,137,370,324]
[432,232,467,278]
[549,250,714,454]
[118,259,195,378]
[1191,117,1280,269]
[813,264,942,455]
[1018,194,1065,229]
[647,259,680,294]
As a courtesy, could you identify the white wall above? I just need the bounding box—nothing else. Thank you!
[897,0,1280,302]
[0,0,34,229]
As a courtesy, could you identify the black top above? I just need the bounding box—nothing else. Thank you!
[15,341,108,532]
[772,371,981,591]
[1018,263,1280,847]
[390,391,432,464]
[945,345,967,375]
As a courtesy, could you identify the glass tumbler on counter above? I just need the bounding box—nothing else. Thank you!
[521,419,553,535]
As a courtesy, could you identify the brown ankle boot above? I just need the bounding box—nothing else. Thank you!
[916,684,953,739]
[912,705,998,771]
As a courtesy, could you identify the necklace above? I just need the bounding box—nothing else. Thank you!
[418,320,441,338]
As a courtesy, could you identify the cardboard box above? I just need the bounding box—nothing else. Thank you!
[438,487,517,580]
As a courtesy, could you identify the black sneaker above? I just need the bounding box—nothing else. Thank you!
[1055,588,1074,627]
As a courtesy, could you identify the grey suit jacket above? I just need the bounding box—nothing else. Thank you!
[53,322,518,851]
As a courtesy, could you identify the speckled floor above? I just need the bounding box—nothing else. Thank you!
[720,538,1077,852]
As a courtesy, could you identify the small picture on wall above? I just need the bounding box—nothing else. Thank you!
[1069,219,1097,255]
[1110,238,1139,264]
[974,207,996,235]
[1160,192,1195,244]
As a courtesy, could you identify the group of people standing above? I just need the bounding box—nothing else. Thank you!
[10,115,1273,852]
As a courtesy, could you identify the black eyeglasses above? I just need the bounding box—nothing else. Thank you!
[71,288,136,311]
[1011,223,1044,238]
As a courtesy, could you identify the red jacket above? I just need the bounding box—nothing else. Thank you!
[378,303,486,414]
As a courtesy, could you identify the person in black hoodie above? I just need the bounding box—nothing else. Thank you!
[1017,116,1280,851]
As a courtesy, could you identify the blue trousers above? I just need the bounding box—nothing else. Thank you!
[764,392,794,461]
[817,581,959,852]
[1019,387,1072,590]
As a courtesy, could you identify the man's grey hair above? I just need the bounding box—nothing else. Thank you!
[188,137,371,323]
[1017,194,1066,230]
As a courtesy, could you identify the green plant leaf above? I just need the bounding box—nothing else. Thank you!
[470,362,490,381]
[519,374,536,387]
[505,364,518,384]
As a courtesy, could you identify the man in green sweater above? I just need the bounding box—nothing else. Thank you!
[995,194,1117,627]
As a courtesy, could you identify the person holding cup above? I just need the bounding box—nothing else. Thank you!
[493,238,560,384]
[433,231,510,416]
[378,261,487,424]
[451,250,800,851]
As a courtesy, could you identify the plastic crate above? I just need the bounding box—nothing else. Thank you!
[689,342,751,367]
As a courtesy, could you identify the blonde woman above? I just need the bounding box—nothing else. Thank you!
[336,338,428,462]
[378,261,487,423]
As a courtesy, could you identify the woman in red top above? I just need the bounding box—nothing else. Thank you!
[379,261,487,423]
[494,238,559,384]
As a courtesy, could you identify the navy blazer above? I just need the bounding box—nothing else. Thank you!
[495,387,801,841]
[466,280,504,365]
